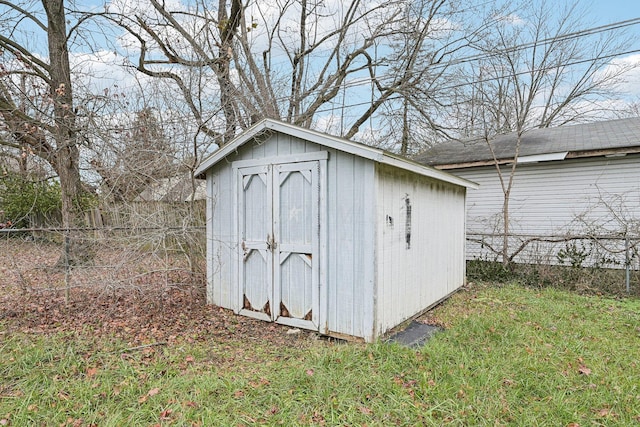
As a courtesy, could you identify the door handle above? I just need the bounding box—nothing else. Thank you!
[266,234,277,252]
[241,240,250,261]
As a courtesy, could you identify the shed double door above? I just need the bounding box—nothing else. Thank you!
[237,161,320,330]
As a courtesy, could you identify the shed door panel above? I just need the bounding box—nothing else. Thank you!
[238,166,272,321]
[274,162,319,329]
[237,161,320,330]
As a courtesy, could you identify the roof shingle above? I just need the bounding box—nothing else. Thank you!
[414,117,640,166]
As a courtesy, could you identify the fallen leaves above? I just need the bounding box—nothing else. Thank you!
[502,378,515,386]
[59,418,90,427]
[358,406,373,415]
[594,407,619,419]
[138,387,160,403]
[577,365,592,376]
[264,406,279,416]
[0,284,311,353]
[85,367,99,378]
[576,358,592,376]
[0,239,312,352]
[249,378,270,388]
[159,408,173,420]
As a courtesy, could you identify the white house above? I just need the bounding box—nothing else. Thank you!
[195,119,477,342]
[135,173,207,202]
[414,117,640,266]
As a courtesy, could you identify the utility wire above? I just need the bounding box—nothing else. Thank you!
[9,13,640,136]
[310,46,640,116]
[303,16,640,97]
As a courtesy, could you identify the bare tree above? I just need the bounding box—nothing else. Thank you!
[91,107,179,202]
[456,0,638,265]
[105,0,494,150]
[0,1,86,239]
[345,0,455,153]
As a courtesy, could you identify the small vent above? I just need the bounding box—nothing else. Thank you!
[405,195,412,249]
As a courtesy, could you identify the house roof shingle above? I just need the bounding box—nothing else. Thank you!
[414,117,640,168]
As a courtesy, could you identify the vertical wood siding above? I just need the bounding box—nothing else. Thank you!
[206,132,376,340]
[375,164,466,336]
[324,151,376,340]
[206,133,312,309]
[205,162,235,308]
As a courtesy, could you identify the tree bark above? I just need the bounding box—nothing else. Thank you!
[43,0,87,263]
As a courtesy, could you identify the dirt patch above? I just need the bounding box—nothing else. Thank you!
[0,238,315,349]
[0,286,315,348]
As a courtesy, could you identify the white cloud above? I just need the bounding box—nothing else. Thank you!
[603,53,640,96]
[70,50,145,93]
[494,13,526,26]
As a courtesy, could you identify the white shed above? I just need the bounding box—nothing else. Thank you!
[195,119,477,341]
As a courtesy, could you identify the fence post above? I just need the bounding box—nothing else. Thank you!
[625,234,630,295]
[64,229,71,305]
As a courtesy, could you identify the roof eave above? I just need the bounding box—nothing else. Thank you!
[382,153,479,189]
[432,146,640,170]
[195,119,478,189]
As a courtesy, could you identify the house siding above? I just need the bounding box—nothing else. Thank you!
[451,154,640,263]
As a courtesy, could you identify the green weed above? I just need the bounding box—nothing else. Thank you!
[1,284,639,426]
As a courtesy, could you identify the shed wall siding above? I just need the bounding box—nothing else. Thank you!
[206,162,236,308]
[325,151,376,340]
[206,132,376,340]
[375,164,466,336]
[451,155,640,262]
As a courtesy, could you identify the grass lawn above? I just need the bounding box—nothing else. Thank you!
[1,283,639,426]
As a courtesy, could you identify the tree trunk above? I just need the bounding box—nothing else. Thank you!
[216,0,242,144]
[43,0,87,264]
[400,97,410,156]
[502,191,510,267]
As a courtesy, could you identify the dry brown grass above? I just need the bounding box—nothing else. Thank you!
[0,235,313,349]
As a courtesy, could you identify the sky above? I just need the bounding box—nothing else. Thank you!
[6,0,640,133]
[110,1,640,103]
[575,0,640,102]
[587,0,640,53]
[591,0,640,25]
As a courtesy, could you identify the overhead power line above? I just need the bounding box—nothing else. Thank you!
[310,46,640,117]
[438,17,640,70]
[324,16,640,95]
[283,16,640,115]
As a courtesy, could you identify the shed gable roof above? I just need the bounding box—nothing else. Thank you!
[414,117,640,169]
[195,119,478,189]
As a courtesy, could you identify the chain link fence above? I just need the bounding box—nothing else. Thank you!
[0,202,206,304]
[467,232,640,295]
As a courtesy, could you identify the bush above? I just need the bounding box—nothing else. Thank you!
[467,258,639,297]
[0,172,61,228]
[466,258,515,282]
